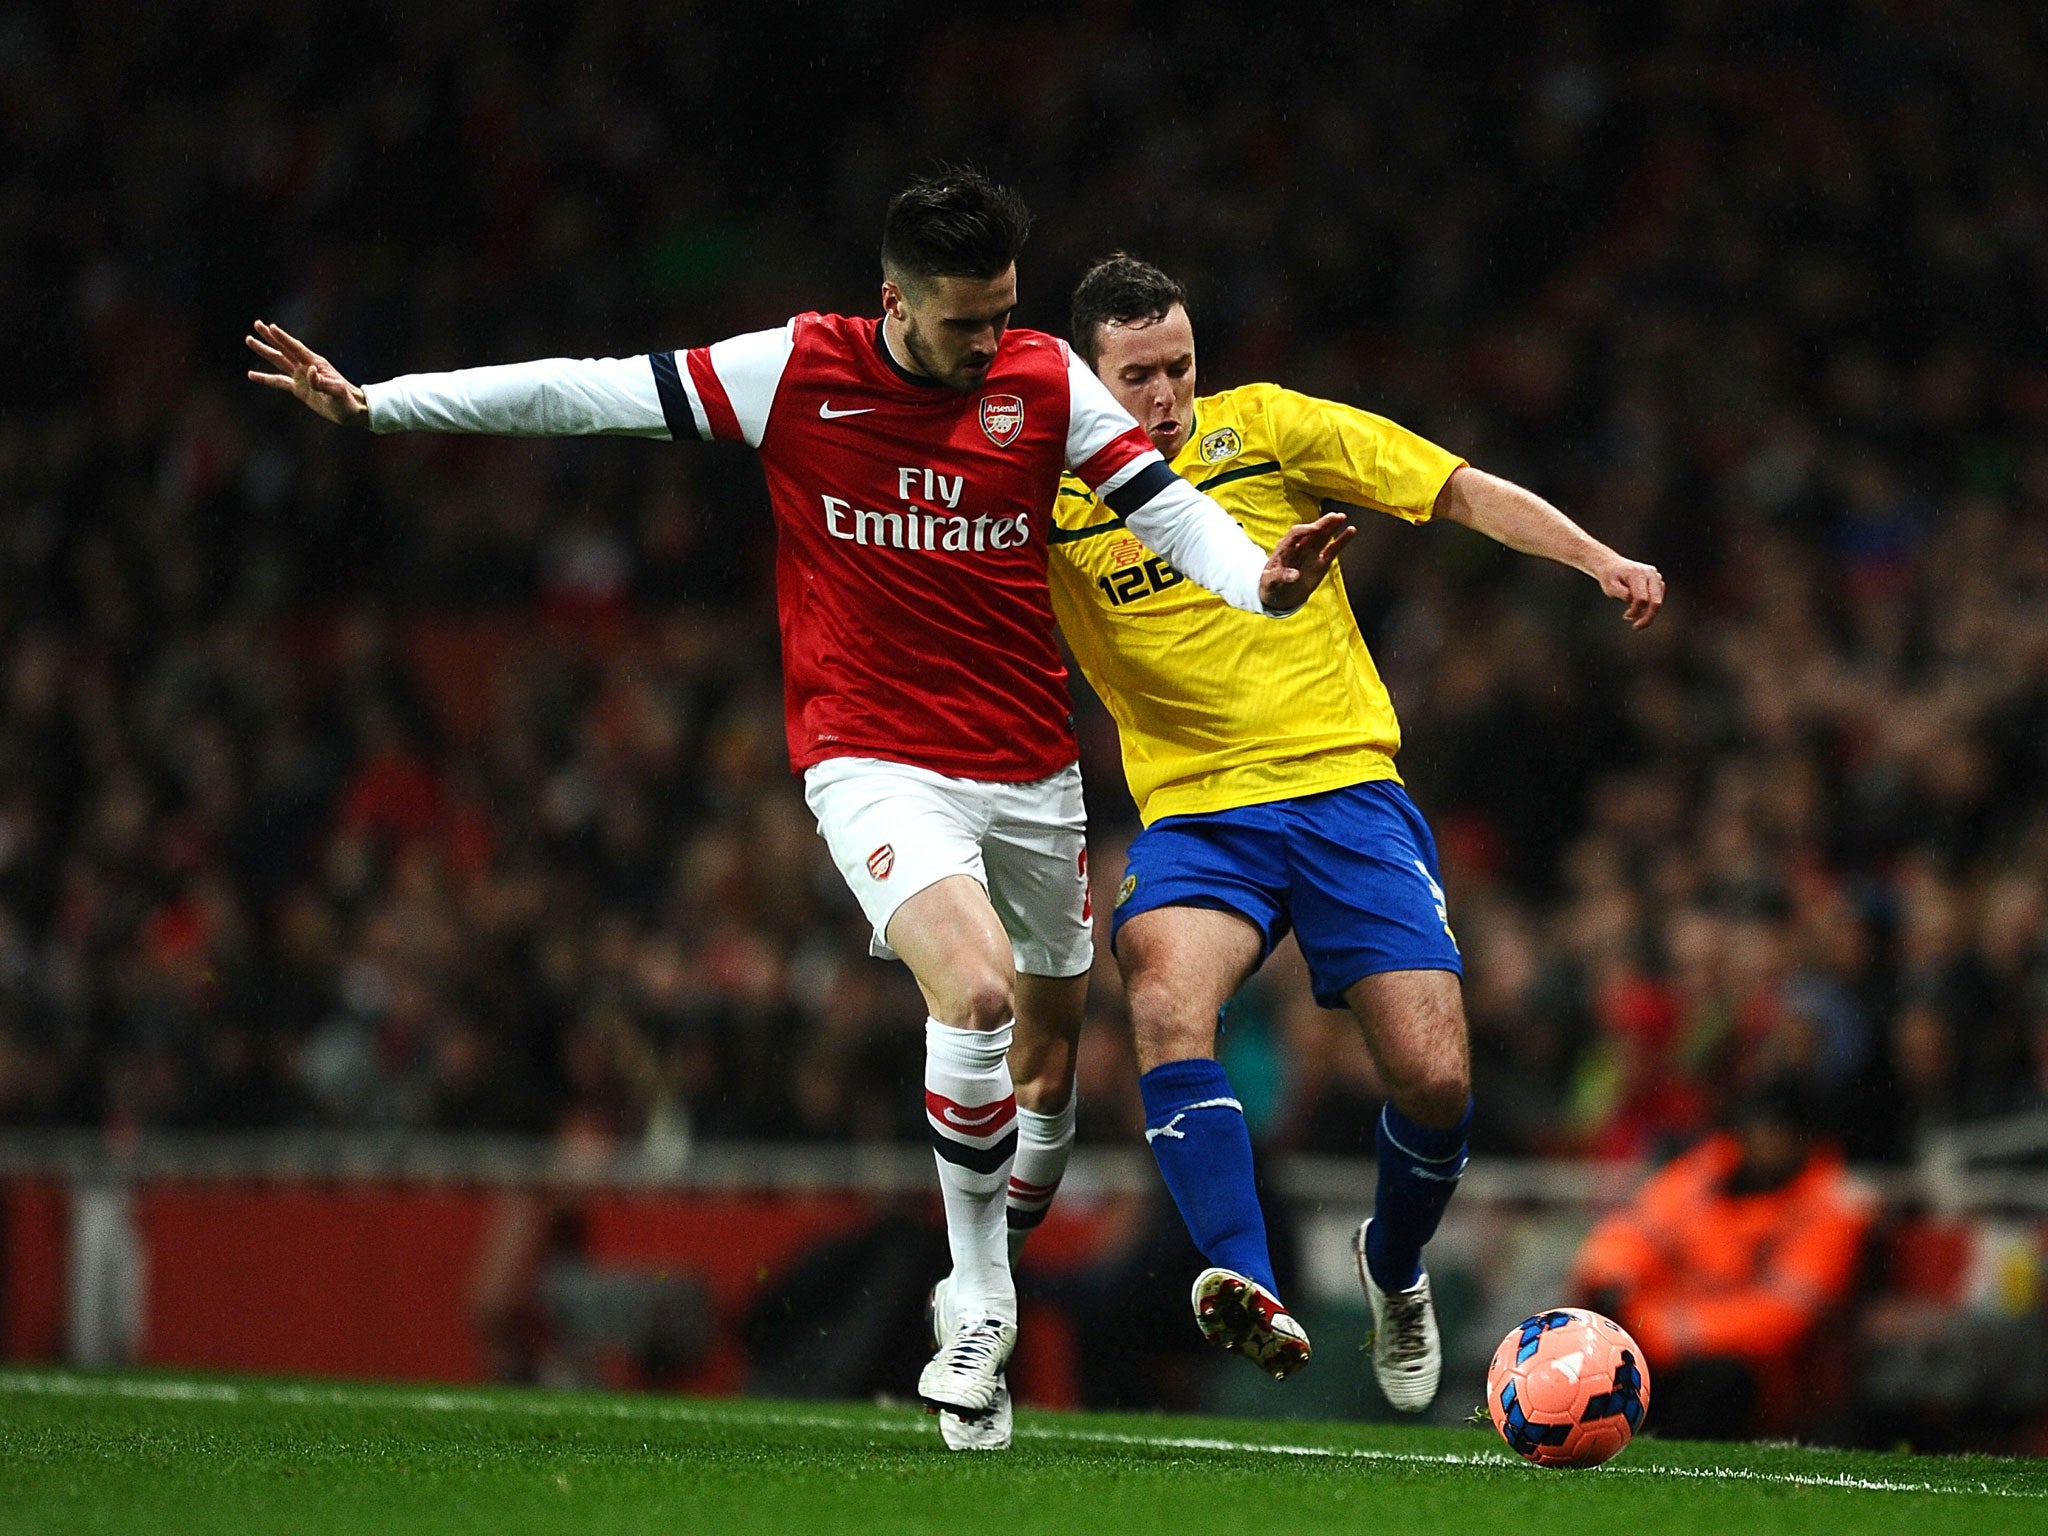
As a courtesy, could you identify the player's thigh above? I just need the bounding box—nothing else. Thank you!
[1283,780,1464,1007]
[1344,966,1471,1125]
[979,765,1094,982]
[1116,903,1266,1071]
[1110,808,1288,1069]
[886,875,1021,1028]
[802,758,1012,1021]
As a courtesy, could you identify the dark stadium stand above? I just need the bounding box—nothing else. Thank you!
[1,0,2046,1445]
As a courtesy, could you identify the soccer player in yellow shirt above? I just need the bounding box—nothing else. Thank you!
[1040,254,1663,1410]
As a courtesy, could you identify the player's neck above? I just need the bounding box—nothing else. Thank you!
[874,316,952,391]
[880,314,926,378]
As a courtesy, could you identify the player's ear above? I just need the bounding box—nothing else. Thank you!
[881,274,917,322]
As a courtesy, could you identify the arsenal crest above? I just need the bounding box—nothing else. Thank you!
[979,394,1025,447]
[867,844,895,880]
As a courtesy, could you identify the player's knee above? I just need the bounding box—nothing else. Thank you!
[939,970,1015,1033]
[1013,1071,1072,1115]
[1394,1064,1471,1131]
[1125,981,1215,1072]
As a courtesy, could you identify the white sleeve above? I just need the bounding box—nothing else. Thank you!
[364,355,672,438]
[361,321,798,447]
[1121,474,1274,615]
[654,322,797,448]
[1063,347,1156,484]
[1057,348,1273,614]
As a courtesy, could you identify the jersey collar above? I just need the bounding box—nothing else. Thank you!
[871,318,950,390]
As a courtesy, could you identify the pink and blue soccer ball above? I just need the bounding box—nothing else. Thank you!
[1487,1307,1650,1469]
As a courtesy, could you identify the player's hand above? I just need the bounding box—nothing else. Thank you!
[1258,511,1356,613]
[1596,556,1665,630]
[245,320,369,426]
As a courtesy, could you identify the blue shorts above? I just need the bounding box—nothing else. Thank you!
[1110,779,1462,1009]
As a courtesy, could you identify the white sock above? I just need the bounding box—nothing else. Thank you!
[1007,1095,1076,1265]
[924,1017,1018,1323]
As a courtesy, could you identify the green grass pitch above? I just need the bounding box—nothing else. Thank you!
[2,1370,2043,1535]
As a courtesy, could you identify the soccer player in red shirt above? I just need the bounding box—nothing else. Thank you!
[246,170,1350,1447]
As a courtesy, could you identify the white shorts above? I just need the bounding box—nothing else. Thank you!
[802,756,1094,978]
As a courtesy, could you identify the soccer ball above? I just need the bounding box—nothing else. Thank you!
[1486,1307,1650,1468]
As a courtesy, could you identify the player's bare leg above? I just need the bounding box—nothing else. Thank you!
[1120,906,1309,1378]
[890,874,1022,1036]
[1005,971,1085,1259]
[1009,972,1084,1101]
[1121,905,1261,1071]
[1344,967,1472,1411]
[1344,968,1472,1133]
[888,876,1023,1425]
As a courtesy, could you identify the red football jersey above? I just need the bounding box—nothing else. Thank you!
[364,311,1273,784]
[654,314,1159,781]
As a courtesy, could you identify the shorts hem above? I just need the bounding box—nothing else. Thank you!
[869,869,986,961]
[1311,956,1464,1011]
[1110,892,1282,964]
[1010,951,1096,980]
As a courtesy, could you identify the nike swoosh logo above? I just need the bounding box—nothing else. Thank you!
[942,1105,1006,1130]
[819,402,876,419]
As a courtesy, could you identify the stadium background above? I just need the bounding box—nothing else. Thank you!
[1,0,2046,1452]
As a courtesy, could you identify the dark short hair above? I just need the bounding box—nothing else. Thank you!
[1070,253,1189,365]
[881,168,1032,287]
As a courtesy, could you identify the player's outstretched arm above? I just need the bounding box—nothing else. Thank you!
[1435,466,1665,630]
[244,319,680,440]
[245,321,369,426]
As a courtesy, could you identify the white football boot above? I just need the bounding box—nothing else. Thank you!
[1190,1268,1312,1380]
[922,1277,1014,1449]
[1354,1219,1441,1412]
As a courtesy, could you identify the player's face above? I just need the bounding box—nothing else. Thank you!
[886,267,1018,392]
[1091,305,1197,457]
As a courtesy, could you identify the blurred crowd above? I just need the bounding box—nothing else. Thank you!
[2,0,2046,1166]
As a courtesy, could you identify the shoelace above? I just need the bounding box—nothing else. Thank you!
[942,1321,1006,1373]
[1383,1291,1429,1358]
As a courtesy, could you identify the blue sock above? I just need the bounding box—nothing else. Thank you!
[1140,1058,1278,1296]
[1366,1098,1472,1292]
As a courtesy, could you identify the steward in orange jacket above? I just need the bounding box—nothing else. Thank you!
[1572,1085,1875,1437]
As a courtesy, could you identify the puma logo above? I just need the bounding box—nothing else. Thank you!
[1145,1096,1243,1143]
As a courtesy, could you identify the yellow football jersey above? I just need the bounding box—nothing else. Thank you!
[1049,382,1465,824]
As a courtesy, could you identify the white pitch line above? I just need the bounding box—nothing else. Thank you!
[0,1371,2037,1500]
[1015,1423,1516,1468]
[1016,1424,2042,1498]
